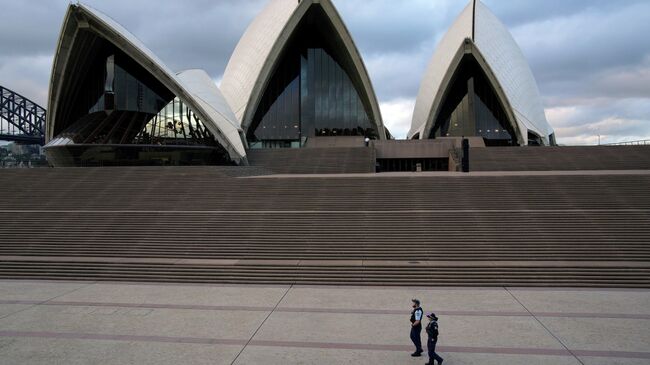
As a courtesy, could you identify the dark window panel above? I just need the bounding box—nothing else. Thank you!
[247,5,378,147]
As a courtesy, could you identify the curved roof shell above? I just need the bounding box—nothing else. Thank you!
[220,0,386,138]
[47,3,247,163]
[410,0,553,144]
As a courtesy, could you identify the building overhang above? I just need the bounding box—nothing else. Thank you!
[220,0,386,140]
[420,39,525,145]
[47,3,247,164]
[410,0,554,145]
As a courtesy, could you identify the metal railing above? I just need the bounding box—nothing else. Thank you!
[604,139,650,146]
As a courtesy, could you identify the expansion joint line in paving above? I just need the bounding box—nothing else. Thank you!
[230,284,293,365]
[504,287,586,365]
[0,281,96,322]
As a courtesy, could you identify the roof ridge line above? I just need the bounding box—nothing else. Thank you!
[472,0,477,41]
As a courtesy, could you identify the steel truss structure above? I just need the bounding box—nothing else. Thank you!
[0,85,45,145]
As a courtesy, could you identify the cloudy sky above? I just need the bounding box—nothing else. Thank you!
[1,0,648,145]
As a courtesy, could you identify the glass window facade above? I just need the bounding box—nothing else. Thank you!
[135,98,219,146]
[54,31,174,136]
[528,131,543,146]
[52,30,218,148]
[57,96,219,148]
[249,6,377,148]
[47,29,233,166]
[431,55,517,146]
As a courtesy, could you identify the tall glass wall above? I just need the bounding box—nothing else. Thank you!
[54,32,175,136]
[431,55,517,146]
[47,30,233,166]
[57,96,218,147]
[249,6,377,148]
[87,58,169,116]
[135,97,218,146]
[51,34,219,148]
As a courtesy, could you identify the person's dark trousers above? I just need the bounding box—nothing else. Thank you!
[427,338,444,364]
[410,325,423,353]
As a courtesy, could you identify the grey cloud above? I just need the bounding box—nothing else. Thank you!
[336,0,465,55]
[364,50,431,102]
[511,2,650,93]
[483,0,647,28]
[0,55,52,106]
[483,0,650,144]
[547,98,650,145]
[0,1,67,57]
[545,61,650,104]
[551,98,650,128]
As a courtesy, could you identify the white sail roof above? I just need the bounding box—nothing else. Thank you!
[47,3,247,163]
[177,70,246,159]
[410,0,553,144]
[220,0,385,138]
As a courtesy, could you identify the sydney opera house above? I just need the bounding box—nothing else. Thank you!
[43,0,554,167]
[44,3,247,167]
[3,5,650,360]
[410,0,555,147]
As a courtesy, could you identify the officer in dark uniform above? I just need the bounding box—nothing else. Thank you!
[425,313,444,365]
[409,298,424,357]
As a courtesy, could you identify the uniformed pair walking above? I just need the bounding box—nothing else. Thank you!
[410,299,444,365]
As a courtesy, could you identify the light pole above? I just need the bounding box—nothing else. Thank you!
[598,135,601,146]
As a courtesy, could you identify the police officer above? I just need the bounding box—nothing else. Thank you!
[409,298,424,357]
[425,313,444,365]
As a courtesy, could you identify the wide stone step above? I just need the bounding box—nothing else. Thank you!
[0,166,649,286]
[470,146,650,171]
[247,147,375,174]
[1,260,648,287]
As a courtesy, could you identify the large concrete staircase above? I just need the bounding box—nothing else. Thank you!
[247,147,375,174]
[470,146,650,171]
[0,167,649,286]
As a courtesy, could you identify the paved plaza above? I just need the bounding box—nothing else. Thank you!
[0,280,648,364]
